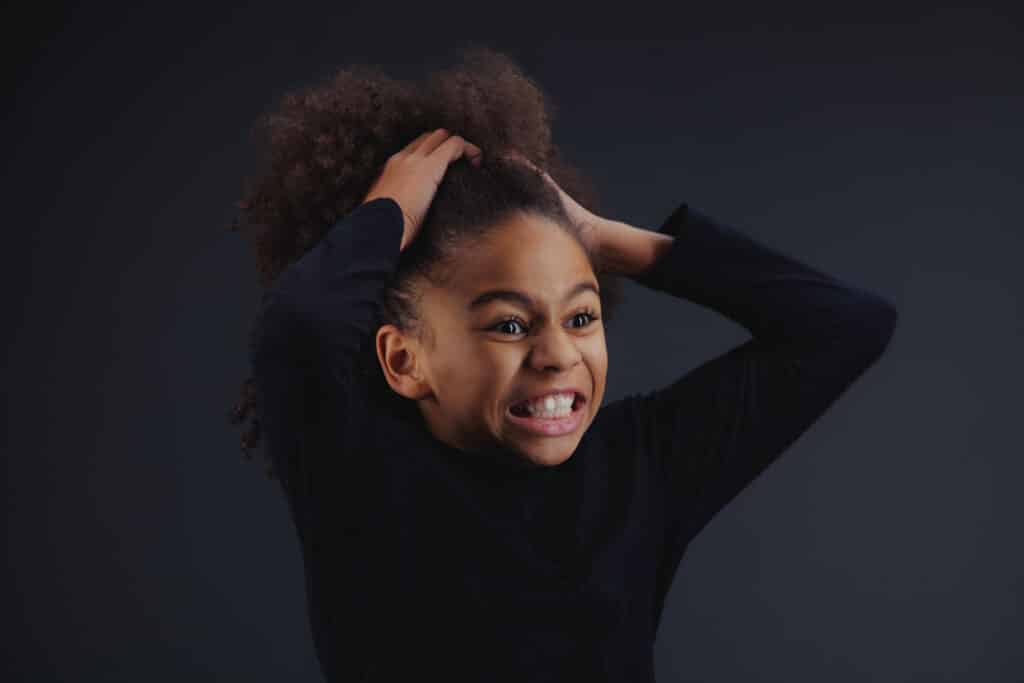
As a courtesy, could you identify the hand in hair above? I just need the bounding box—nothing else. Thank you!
[362,128,483,252]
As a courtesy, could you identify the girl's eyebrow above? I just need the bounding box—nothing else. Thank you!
[467,281,599,311]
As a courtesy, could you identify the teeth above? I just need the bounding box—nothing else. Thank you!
[520,393,575,418]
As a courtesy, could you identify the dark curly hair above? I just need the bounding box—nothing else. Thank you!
[226,44,626,479]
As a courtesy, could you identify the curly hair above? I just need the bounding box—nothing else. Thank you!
[226,44,626,479]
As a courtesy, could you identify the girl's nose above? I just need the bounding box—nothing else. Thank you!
[526,330,582,372]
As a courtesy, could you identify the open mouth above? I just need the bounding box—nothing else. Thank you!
[506,393,586,436]
[509,393,584,417]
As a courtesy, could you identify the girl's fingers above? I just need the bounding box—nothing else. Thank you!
[404,128,443,156]
[403,130,435,155]
[435,134,482,167]
[406,128,483,166]
[415,128,454,156]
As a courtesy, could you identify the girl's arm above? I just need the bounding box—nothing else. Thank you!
[591,216,676,277]
[592,202,898,622]
[265,198,405,368]
[249,198,404,500]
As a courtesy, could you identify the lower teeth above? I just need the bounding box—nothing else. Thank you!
[514,407,571,419]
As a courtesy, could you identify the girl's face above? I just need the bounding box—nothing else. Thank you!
[378,212,608,468]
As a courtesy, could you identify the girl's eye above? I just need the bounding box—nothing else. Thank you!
[492,317,528,336]
[570,311,599,328]
[490,310,600,336]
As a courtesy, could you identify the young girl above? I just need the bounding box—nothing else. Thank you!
[229,47,898,682]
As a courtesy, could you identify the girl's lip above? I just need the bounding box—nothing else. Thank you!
[510,390,586,409]
[505,395,586,436]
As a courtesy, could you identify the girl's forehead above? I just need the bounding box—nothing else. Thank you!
[427,215,595,306]
[473,218,588,268]
[442,260,597,316]
[458,229,591,285]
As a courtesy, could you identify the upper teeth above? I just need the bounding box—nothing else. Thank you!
[520,392,575,417]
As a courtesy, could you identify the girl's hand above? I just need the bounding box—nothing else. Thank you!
[362,128,483,251]
[500,149,604,253]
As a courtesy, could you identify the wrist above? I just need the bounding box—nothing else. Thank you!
[594,217,674,276]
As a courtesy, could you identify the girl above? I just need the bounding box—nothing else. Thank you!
[229,47,898,682]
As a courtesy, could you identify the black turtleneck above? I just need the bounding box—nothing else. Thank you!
[249,196,898,682]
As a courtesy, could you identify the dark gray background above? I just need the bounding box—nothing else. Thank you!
[5,2,1021,681]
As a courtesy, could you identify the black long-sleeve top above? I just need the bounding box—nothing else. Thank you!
[249,196,899,682]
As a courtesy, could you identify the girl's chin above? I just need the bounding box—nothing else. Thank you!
[511,436,583,467]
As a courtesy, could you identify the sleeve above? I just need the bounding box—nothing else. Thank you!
[247,197,405,513]
[599,202,899,619]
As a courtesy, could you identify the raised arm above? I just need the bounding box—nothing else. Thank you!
[266,198,406,366]
[248,198,405,502]
[593,202,899,622]
[248,128,482,501]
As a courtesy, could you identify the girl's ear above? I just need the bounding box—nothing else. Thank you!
[375,324,433,401]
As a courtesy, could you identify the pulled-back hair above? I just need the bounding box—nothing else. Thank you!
[227,44,625,478]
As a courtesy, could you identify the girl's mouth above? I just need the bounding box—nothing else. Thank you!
[506,393,586,436]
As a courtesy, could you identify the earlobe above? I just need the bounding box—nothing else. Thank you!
[375,324,432,401]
